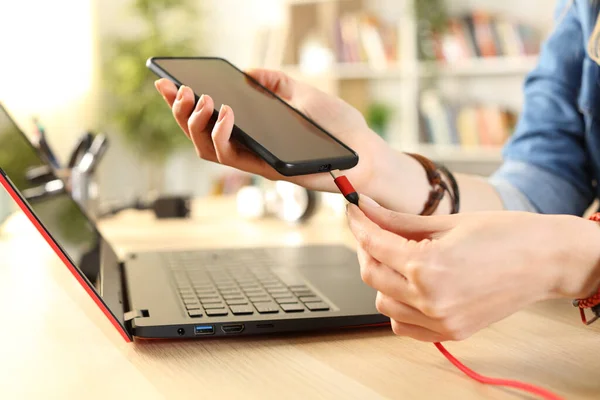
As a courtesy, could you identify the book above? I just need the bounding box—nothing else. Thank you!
[419,93,516,149]
[422,11,541,61]
[333,12,399,65]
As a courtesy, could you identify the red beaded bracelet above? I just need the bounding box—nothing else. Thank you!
[573,212,600,325]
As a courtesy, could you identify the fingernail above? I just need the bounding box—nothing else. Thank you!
[194,94,206,113]
[359,195,380,208]
[217,105,228,122]
[176,85,185,101]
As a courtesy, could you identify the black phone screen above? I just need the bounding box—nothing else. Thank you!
[151,58,356,164]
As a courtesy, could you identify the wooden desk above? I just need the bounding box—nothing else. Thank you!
[1,196,600,399]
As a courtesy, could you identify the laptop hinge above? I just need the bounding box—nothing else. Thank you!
[124,309,149,321]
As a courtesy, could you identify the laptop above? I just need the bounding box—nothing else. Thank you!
[0,104,387,341]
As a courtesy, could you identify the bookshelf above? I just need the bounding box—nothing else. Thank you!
[257,0,554,174]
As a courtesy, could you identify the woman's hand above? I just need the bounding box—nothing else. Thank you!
[347,197,600,342]
[154,69,400,202]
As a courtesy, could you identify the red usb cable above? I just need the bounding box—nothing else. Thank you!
[331,169,563,400]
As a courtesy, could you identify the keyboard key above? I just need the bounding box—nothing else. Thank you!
[226,299,249,305]
[256,278,276,284]
[180,294,197,300]
[188,310,203,318]
[275,298,298,304]
[281,303,305,313]
[270,292,292,299]
[203,303,226,309]
[194,284,215,291]
[214,280,235,286]
[201,298,223,305]
[185,304,202,310]
[255,302,280,314]
[249,296,270,302]
[196,290,218,296]
[183,298,200,305]
[230,305,254,315]
[267,288,289,294]
[223,294,244,300]
[306,302,330,311]
[292,290,314,297]
[206,309,229,317]
[239,283,260,290]
[237,282,257,288]
[262,282,282,288]
[299,296,322,303]
[220,288,242,295]
[244,289,268,296]
[199,296,220,301]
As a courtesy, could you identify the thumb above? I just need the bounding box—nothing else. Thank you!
[358,195,456,240]
[245,68,294,100]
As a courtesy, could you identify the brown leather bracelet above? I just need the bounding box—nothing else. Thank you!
[405,152,457,215]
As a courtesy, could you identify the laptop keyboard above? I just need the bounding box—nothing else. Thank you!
[164,249,331,319]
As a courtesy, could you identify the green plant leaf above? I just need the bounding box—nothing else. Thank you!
[100,0,201,163]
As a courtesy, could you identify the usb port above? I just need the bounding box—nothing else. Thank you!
[221,324,244,334]
[194,325,215,335]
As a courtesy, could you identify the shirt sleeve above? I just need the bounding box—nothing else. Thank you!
[489,0,595,216]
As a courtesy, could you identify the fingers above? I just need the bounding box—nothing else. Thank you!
[347,204,420,274]
[188,94,218,162]
[154,78,276,177]
[171,86,196,139]
[211,105,235,164]
[210,105,273,177]
[375,292,439,333]
[356,245,417,304]
[245,69,294,100]
[155,78,178,106]
[359,195,455,241]
[389,319,445,342]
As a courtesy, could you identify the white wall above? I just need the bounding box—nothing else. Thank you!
[0,0,98,160]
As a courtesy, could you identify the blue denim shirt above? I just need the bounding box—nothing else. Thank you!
[490,0,600,215]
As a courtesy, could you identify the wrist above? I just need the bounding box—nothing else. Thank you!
[366,148,428,213]
[373,150,453,215]
[553,216,600,299]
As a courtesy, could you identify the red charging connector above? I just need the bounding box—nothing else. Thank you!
[330,170,359,206]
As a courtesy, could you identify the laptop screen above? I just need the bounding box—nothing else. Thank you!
[0,104,129,339]
[0,106,101,280]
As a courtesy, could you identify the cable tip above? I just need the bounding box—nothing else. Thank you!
[345,192,359,206]
[329,169,341,179]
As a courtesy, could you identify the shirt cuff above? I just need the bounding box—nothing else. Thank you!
[488,160,591,215]
[488,176,537,212]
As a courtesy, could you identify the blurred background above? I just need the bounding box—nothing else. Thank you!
[0,0,554,221]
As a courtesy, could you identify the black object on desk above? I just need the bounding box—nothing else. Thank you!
[151,195,191,219]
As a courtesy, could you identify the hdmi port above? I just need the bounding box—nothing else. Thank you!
[221,324,245,334]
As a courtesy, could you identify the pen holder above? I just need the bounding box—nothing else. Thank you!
[71,166,99,219]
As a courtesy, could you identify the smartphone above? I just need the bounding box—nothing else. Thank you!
[146,57,359,176]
